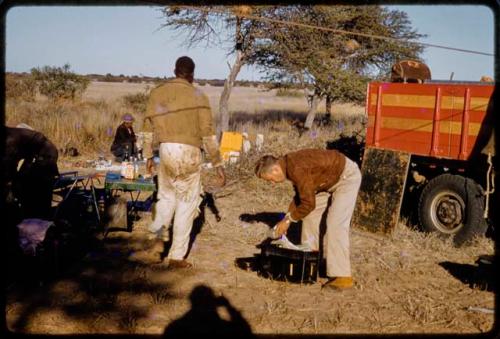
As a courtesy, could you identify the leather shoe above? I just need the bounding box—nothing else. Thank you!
[322,276,354,290]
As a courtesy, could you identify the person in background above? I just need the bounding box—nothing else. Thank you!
[142,56,226,269]
[4,126,59,220]
[111,113,137,161]
[255,148,362,290]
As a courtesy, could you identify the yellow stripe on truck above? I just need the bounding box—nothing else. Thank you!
[367,116,482,136]
[370,94,489,111]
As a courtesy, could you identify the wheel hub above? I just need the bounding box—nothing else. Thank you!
[431,191,465,233]
[436,199,462,227]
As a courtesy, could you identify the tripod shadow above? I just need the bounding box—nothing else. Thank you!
[185,192,222,258]
[163,284,254,338]
[439,258,496,292]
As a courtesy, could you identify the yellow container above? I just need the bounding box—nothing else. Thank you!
[220,132,243,160]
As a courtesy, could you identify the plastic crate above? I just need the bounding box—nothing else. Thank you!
[260,244,320,284]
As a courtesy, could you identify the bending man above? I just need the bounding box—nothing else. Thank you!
[4,126,59,220]
[255,149,361,290]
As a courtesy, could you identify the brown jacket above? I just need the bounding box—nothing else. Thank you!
[279,149,346,221]
[142,78,222,166]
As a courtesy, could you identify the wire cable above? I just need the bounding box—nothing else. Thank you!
[148,3,494,57]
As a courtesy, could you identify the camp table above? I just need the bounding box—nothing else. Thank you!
[104,172,156,234]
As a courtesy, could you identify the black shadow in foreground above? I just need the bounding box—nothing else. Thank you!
[163,284,254,338]
[439,256,496,292]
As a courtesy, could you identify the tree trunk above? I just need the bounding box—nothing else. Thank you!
[218,49,244,138]
[325,95,332,119]
[304,94,320,129]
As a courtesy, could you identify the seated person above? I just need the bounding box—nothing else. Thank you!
[111,113,137,161]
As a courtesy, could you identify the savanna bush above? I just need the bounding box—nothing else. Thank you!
[275,88,303,98]
[5,74,37,102]
[30,64,90,101]
[5,99,121,155]
[122,91,150,113]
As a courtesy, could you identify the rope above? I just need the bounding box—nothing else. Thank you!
[484,152,495,219]
[149,3,494,57]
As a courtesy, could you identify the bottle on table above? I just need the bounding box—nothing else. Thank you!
[133,157,139,179]
[124,157,135,180]
[124,144,130,162]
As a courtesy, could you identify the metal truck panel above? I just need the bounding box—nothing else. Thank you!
[366,82,494,160]
[352,148,410,234]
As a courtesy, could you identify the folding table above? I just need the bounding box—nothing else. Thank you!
[104,172,156,234]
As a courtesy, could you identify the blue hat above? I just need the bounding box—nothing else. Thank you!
[122,113,134,122]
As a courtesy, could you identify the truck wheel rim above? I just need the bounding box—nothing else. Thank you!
[430,191,465,234]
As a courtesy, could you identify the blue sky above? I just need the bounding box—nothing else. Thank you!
[5,5,495,81]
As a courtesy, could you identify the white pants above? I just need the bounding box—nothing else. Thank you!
[149,143,203,260]
[300,158,362,277]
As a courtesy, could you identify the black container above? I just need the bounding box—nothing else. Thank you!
[259,244,320,284]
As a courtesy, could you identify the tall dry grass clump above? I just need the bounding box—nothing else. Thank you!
[5,81,366,160]
[5,99,141,156]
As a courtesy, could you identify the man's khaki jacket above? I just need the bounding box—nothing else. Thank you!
[142,78,222,166]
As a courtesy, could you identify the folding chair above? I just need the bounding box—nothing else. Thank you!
[52,171,101,224]
[53,171,86,203]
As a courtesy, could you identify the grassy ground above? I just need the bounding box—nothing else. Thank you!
[6,173,494,335]
[5,81,495,335]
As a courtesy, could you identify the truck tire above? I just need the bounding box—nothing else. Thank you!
[418,174,487,246]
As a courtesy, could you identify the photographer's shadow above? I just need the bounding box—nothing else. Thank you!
[163,284,254,338]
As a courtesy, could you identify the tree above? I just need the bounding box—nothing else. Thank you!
[30,64,89,101]
[250,5,425,128]
[161,5,271,136]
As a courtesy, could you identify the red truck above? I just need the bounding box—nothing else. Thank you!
[352,80,495,246]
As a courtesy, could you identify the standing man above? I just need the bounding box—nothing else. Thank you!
[255,149,361,290]
[142,56,225,269]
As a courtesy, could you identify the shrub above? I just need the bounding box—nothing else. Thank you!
[127,76,142,83]
[208,79,225,87]
[275,88,303,98]
[5,74,37,102]
[103,73,122,82]
[122,92,149,113]
[30,64,89,101]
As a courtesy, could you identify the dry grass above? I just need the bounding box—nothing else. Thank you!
[83,81,152,102]
[5,81,364,157]
[6,99,123,156]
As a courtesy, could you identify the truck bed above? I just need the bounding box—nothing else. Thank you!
[365,82,494,160]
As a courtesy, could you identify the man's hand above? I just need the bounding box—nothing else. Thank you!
[274,218,291,238]
[216,166,226,187]
[146,158,155,176]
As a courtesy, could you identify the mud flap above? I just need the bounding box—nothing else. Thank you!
[352,148,410,234]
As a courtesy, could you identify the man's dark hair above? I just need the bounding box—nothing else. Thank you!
[255,155,279,178]
[175,56,195,78]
